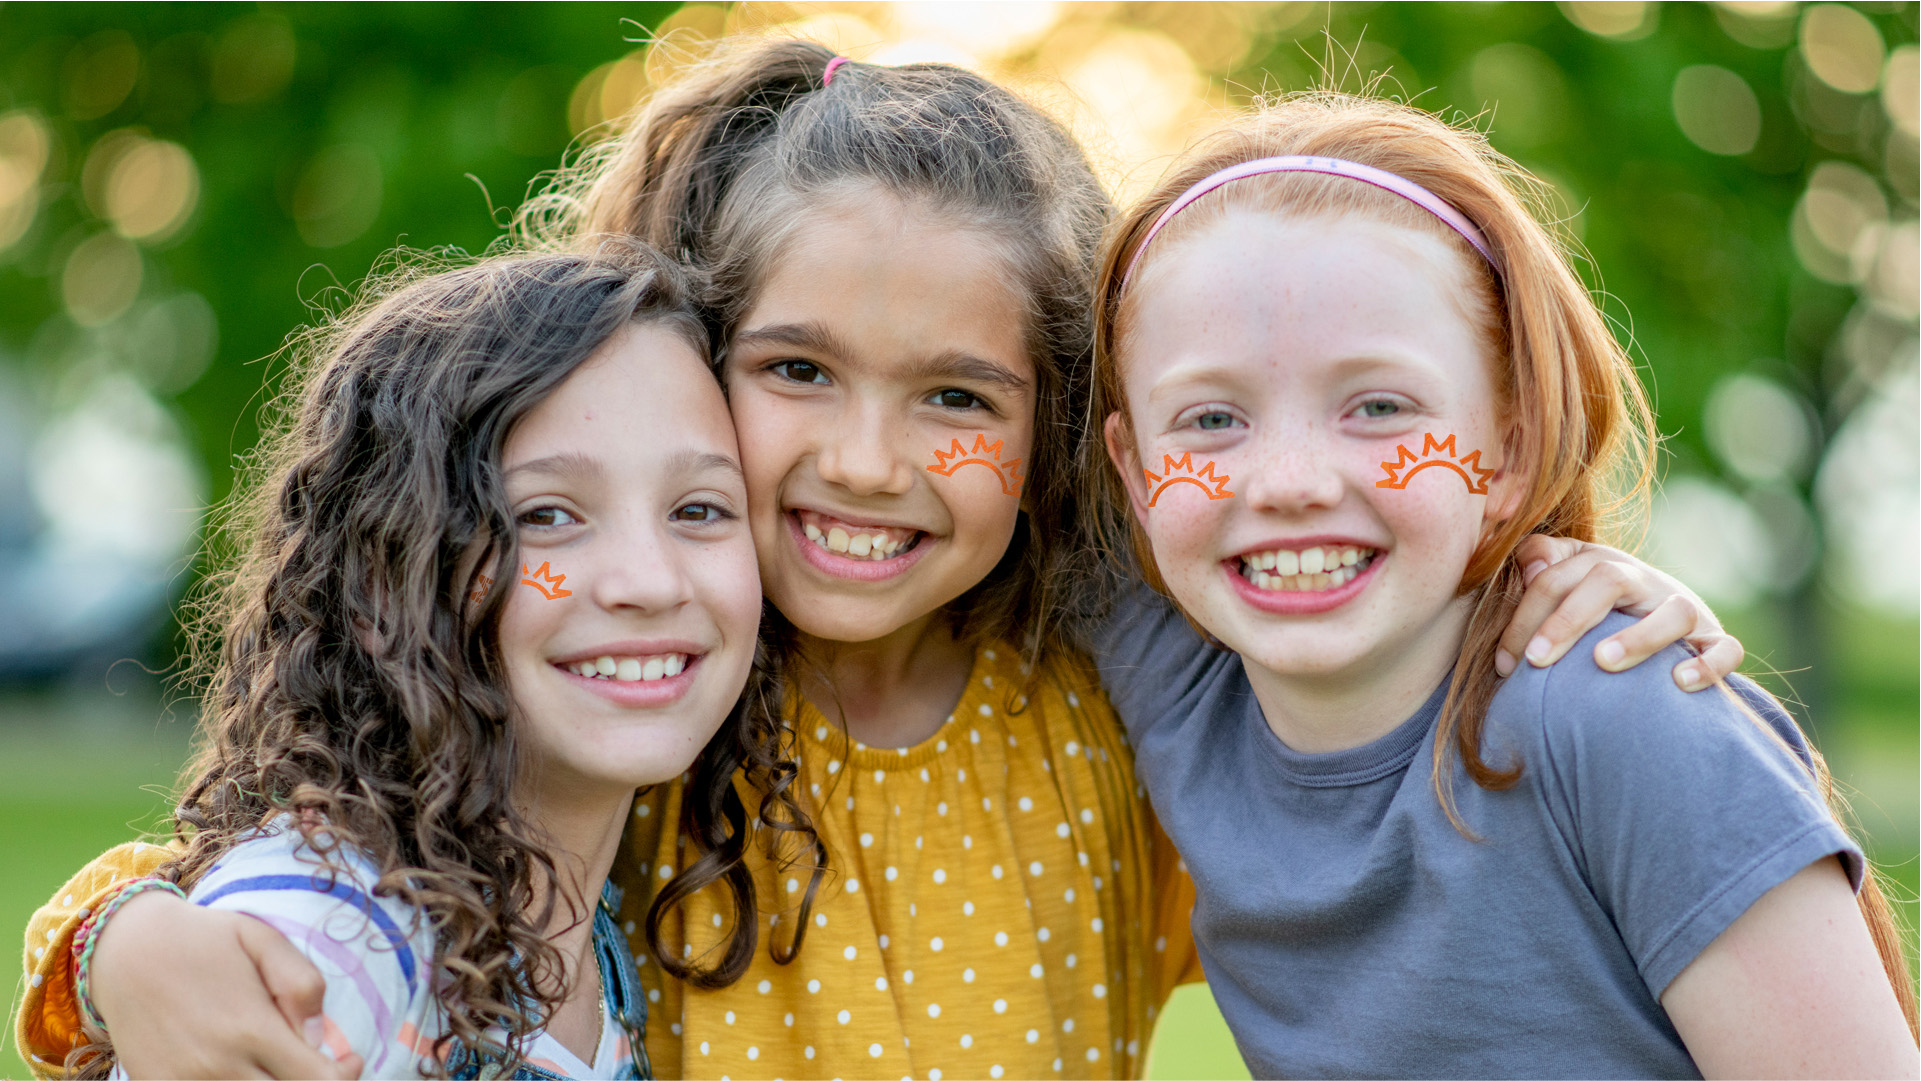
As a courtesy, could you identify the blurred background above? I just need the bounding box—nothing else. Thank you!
[0,2,1914,1076]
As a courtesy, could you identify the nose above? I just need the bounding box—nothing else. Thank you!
[1239,419,1346,514]
[814,397,916,497]
[585,519,694,616]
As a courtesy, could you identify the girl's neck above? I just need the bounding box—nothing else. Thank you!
[797,612,976,749]
[516,776,633,935]
[1242,594,1474,755]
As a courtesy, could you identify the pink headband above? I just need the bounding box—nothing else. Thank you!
[822,56,850,86]
[1121,155,1498,286]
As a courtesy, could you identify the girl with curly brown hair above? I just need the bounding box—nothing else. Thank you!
[47,242,816,1079]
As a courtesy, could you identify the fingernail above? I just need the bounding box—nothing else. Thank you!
[1597,640,1624,668]
[1525,635,1551,664]
[1494,649,1515,676]
[1678,664,1704,692]
[305,1016,325,1050]
[1522,560,1548,584]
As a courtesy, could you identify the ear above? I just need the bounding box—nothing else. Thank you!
[1104,411,1153,529]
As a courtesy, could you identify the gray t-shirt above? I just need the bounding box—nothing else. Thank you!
[1095,590,1860,1080]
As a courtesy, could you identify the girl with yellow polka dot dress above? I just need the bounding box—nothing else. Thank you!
[18,40,1740,1081]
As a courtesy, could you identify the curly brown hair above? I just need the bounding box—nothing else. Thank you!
[75,241,818,1076]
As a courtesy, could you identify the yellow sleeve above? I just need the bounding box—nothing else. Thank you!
[15,842,177,1080]
[1149,810,1206,998]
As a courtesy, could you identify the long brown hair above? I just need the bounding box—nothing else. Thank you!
[79,243,818,1075]
[1092,92,1916,1031]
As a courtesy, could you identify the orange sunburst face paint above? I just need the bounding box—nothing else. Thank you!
[518,560,572,600]
[927,432,1025,497]
[1375,433,1493,495]
[1144,451,1235,507]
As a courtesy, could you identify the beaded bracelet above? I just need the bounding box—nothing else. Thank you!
[72,877,187,1035]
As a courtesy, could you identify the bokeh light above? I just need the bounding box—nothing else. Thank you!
[1672,65,1762,156]
[0,110,50,253]
[1800,3,1888,94]
[292,144,385,249]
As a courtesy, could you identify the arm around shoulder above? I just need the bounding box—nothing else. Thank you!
[1662,855,1918,1079]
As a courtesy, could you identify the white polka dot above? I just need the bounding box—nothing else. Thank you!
[816,725,828,740]
[649,988,661,1002]
[886,866,899,881]
[1094,876,1103,890]
[869,1043,883,1058]
[700,1041,711,1055]
[920,768,930,782]
[1063,1018,1076,1033]
[932,869,946,884]
[828,759,842,774]
[991,1067,1004,1079]
[930,936,944,951]
[1128,1039,1141,1056]
[991,864,1004,879]
[1087,1048,1100,1062]
[985,648,997,659]
[808,979,822,993]
[34,946,45,960]
[1031,963,1044,977]
[970,729,981,743]
[623,920,637,936]
[962,834,973,849]
[659,865,674,879]
[879,934,890,948]
[963,901,976,916]
[1018,796,1033,812]
[63,894,73,907]
[994,931,1008,947]
[982,796,992,811]
[1053,1058,1064,1072]
[937,739,948,752]
[816,912,828,927]
[1038,927,1051,942]
[671,1023,681,1035]
[1064,888,1076,903]
[1155,935,1167,952]
[758,979,772,993]
[978,704,992,716]
[993,998,1007,1013]
[748,1047,760,1061]
[713,912,724,927]
[957,768,967,782]
[937,801,948,816]
[1007,734,1018,747]
[838,1009,852,1024]
[1093,983,1107,998]
[960,1034,974,1049]
[636,803,651,817]
[1068,692,1080,706]
[930,1070,942,1081]
[928,1003,942,1017]
[811,782,821,796]
[1091,917,1103,932]
[31,973,43,987]
[847,877,860,892]
[860,833,874,847]
[984,675,995,688]
[904,969,915,983]
[805,1046,816,1059]
[1030,861,1044,876]
[1064,740,1080,756]
[725,1010,737,1024]
[848,796,857,810]
[874,769,886,783]
[1066,953,1077,968]
[785,1012,795,1026]
[876,975,888,990]
[1056,822,1070,838]
[963,967,976,983]
[1027,1028,1041,1043]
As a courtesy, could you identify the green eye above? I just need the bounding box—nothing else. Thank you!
[1196,411,1235,430]
[1359,399,1400,418]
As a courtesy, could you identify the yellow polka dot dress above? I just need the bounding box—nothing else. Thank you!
[620,643,1200,1080]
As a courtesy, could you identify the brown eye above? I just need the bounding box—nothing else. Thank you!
[773,360,827,384]
[519,506,578,528]
[671,502,730,523]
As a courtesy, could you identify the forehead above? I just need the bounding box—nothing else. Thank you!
[505,323,736,466]
[1122,211,1488,384]
[738,193,1032,379]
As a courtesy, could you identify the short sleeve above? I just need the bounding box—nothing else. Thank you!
[1520,619,1862,998]
[190,832,436,1078]
[1090,584,1221,743]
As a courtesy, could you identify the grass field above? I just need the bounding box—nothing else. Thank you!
[4,622,1914,1080]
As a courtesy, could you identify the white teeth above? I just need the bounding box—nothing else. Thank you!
[1238,547,1375,591]
[571,653,690,681]
[641,657,665,681]
[804,519,914,561]
[664,654,684,677]
[1340,546,1359,567]
[1300,547,1326,574]
[804,523,823,542]
[595,655,617,676]
[848,533,872,557]
[615,657,643,681]
[1275,549,1300,576]
[826,527,850,553]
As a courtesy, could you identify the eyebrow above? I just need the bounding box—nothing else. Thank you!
[662,449,744,479]
[504,452,604,480]
[735,320,1031,396]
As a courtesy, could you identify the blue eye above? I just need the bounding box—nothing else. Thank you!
[1358,399,1401,418]
[773,360,828,384]
[931,389,983,410]
[1196,411,1235,431]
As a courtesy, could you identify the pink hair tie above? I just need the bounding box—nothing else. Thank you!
[822,56,850,87]
[1121,155,1498,286]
